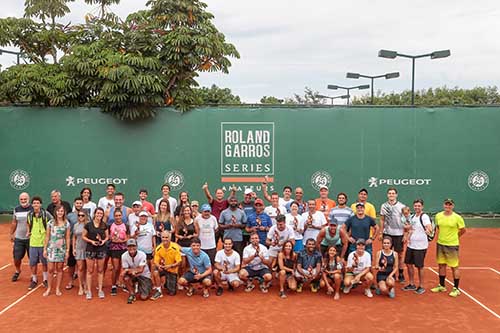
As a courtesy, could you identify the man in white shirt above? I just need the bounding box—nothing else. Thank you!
[194,204,218,265]
[128,201,142,229]
[120,239,152,304]
[343,238,374,298]
[264,192,287,226]
[266,215,295,268]
[214,238,242,296]
[302,199,327,242]
[97,184,115,210]
[130,211,156,267]
[239,232,273,293]
[155,184,178,214]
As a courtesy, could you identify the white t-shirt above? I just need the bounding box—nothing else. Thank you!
[82,201,97,218]
[243,244,269,271]
[302,211,327,242]
[380,201,406,236]
[128,213,139,229]
[285,213,305,240]
[347,251,371,275]
[279,197,293,208]
[155,197,178,215]
[266,225,295,252]
[409,213,431,250]
[121,250,151,278]
[130,223,155,254]
[195,214,218,250]
[97,197,115,210]
[264,205,287,225]
[215,249,241,271]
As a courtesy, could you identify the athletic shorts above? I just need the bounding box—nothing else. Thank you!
[383,234,404,253]
[376,272,391,283]
[183,271,213,284]
[110,249,126,259]
[13,238,30,261]
[436,243,459,268]
[294,239,304,252]
[29,247,47,266]
[85,251,106,260]
[159,271,178,295]
[244,267,271,279]
[129,275,152,299]
[404,248,427,268]
[220,272,241,283]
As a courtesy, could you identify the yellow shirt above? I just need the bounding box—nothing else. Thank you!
[435,212,465,246]
[154,241,182,273]
[351,202,377,219]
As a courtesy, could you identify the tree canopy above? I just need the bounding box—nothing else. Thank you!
[0,0,239,120]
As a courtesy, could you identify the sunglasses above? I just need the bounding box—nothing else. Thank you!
[78,214,85,217]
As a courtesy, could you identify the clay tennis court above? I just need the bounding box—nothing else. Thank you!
[0,223,499,332]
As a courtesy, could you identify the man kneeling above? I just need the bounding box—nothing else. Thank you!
[343,238,374,298]
[179,238,213,298]
[239,232,272,293]
[120,239,153,304]
[295,238,323,293]
[214,238,242,296]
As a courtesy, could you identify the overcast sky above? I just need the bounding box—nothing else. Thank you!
[1,0,499,103]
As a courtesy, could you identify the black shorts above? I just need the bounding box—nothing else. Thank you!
[404,248,427,268]
[85,251,106,260]
[376,272,390,283]
[109,249,126,259]
[244,267,271,279]
[183,271,212,284]
[13,238,30,261]
[384,234,404,253]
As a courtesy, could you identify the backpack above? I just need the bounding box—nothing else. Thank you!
[27,209,49,232]
[418,213,436,241]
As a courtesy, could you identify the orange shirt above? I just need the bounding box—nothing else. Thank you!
[315,198,336,220]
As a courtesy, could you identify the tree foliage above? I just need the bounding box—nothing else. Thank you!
[0,0,239,120]
[352,86,500,105]
[194,84,241,104]
[260,87,325,105]
[260,96,283,104]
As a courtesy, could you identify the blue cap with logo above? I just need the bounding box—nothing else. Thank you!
[201,204,212,212]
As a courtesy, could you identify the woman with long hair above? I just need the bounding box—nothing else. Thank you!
[82,207,108,300]
[73,210,89,295]
[80,187,97,218]
[175,206,199,248]
[108,209,129,296]
[174,191,190,220]
[320,245,344,300]
[43,205,70,296]
[154,199,175,244]
[278,240,297,298]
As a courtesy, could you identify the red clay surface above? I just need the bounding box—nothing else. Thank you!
[0,223,499,332]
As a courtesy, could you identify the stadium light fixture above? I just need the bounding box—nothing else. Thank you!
[378,49,451,105]
[0,48,22,65]
[326,84,370,106]
[346,71,400,104]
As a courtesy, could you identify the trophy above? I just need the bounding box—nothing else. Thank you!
[293,217,298,230]
[192,266,199,275]
[254,245,260,257]
[353,253,359,268]
[321,201,327,212]
[96,233,102,246]
[160,258,165,270]
[380,257,387,272]
[307,214,313,227]
[256,217,262,227]
[231,215,236,225]
[223,260,229,274]
[273,230,280,246]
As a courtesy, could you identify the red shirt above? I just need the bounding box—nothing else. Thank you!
[141,200,156,215]
[210,199,229,220]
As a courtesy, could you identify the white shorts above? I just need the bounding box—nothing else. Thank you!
[221,272,241,283]
[295,268,318,279]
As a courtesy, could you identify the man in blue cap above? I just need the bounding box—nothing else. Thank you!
[194,204,218,265]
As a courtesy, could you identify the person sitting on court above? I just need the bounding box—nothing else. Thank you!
[120,239,153,304]
[239,232,273,293]
[320,245,344,300]
[266,215,295,270]
[343,238,374,298]
[374,236,398,298]
[213,238,242,296]
[151,231,182,300]
[178,237,213,298]
[295,238,323,293]
[278,240,298,298]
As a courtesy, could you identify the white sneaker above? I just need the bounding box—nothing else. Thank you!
[343,285,352,294]
[364,288,373,298]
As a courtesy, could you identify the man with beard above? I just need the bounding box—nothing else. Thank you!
[219,196,247,257]
[239,232,272,293]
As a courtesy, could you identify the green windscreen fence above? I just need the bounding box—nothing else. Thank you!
[1,106,498,213]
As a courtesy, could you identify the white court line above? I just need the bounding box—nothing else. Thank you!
[0,267,68,316]
[427,267,500,320]
[0,264,11,271]
[489,267,500,276]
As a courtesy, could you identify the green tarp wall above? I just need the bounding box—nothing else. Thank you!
[1,106,498,213]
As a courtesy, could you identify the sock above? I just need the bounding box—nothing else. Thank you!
[156,287,161,292]
[454,279,459,289]
[439,275,445,287]
[32,274,37,282]
[42,271,48,281]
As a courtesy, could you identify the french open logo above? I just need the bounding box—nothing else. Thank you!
[311,171,332,191]
[9,169,30,190]
[468,170,489,192]
[164,170,185,191]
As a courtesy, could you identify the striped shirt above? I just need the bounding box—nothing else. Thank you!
[13,205,32,240]
[328,206,354,227]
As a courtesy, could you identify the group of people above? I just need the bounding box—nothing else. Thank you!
[9,180,466,302]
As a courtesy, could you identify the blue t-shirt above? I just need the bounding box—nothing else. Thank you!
[297,249,322,270]
[345,215,376,240]
[247,212,273,244]
[67,212,78,236]
[219,208,247,242]
[181,248,211,274]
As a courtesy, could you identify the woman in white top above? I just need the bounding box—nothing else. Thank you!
[285,201,305,252]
